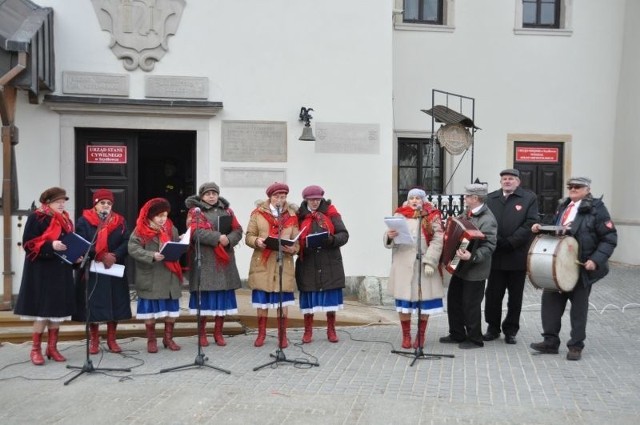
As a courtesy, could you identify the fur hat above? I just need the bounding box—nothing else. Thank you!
[266,182,289,197]
[407,188,427,201]
[464,183,488,196]
[39,187,68,204]
[567,176,591,187]
[93,188,114,204]
[302,185,324,199]
[146,198,171,218]
[199,182,220,196]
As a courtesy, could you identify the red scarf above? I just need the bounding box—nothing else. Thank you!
[254,206,297,264]
[134,205,183,282]
[298,205,340,258]
[24,205,74,261]
[187,207,242,269]
[394,202,441,245]
[81,209,125,261]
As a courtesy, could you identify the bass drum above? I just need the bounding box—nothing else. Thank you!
[527,234,580,292]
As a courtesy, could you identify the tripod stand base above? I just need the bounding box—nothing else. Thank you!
[253,348,320,371]
[64,359,131,385]
[391,348,455,366]
[160,353,231,375]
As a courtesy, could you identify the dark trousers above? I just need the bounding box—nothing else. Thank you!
[447,275,486,344]
[484,269,526,336]
[540,283,592,349]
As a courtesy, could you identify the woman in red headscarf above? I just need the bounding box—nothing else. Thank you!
[14,187,78,365]
[73,189,132,355]
[245,182,299,348]
[128,198,183,353]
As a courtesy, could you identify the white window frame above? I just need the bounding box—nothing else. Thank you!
[514,0,573,36]
[394,0,455,33]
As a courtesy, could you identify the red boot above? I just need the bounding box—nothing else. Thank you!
[162,322,181,351]
[89,323,100,354]
[277,317,288,349]
[106,322,122,353]
[400,320,412,349]
[213,316,227,346]
[254,316,267,347]
[198,317,210,347]
[145,323,158,353]
[326,312,339,343]
[30,332,44,366]
[413,318,429,349]
[45,328,66,362]
[302,314,314,343]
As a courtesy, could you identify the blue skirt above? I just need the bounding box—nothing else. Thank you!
[299,289,344,314]
[189,289,238,316]
[136,298,181,320]
[251,290,295,309]
[395,298,444,315]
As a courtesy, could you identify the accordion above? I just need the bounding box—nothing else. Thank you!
[440,216,485,273]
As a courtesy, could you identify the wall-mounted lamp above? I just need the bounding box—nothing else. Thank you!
[298,106,315,141]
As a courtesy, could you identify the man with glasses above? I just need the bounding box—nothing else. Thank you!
[530,177,617,360]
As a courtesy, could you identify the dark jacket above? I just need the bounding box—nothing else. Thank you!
[184,194,243,292]
[295,199,349,292]
[551,194,617,286]
[486,186,538,270]
[454,204,498,281]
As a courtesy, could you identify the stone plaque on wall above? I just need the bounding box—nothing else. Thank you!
[221,168,286,188]
[145,76,209,99]
[62,71,129,96]
[315,122,380,154]
[221,121,287,162]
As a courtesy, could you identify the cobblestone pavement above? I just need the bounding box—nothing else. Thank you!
[1,264,639,425]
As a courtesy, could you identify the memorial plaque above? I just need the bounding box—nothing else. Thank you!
[221,168,286,188]
[221,121,287,162]
[145,76,209,99]
[315,122,380,154]
[62,71,129,96]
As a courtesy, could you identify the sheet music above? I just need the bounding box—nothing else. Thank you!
[384,216,414,245]
[89,260,125,278]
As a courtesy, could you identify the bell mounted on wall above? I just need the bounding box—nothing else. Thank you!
[298,107,315,141]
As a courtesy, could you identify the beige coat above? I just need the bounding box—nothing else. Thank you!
[384,214,444,302]
[245,200,299,293]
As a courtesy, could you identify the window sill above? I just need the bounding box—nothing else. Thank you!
[395,23,455,33]
[514,28,573,37]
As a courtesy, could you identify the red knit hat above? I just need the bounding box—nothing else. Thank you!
[93,188,114,204]
[266,182,289,197]
[302,185,324,199]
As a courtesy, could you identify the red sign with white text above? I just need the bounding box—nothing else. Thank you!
[86,146,127,164]
[515,147,559,163]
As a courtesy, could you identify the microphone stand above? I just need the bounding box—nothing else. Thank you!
[66,216,131,385]
[391,206,454,366]
[161,209,231,375]
[253,203,319,371]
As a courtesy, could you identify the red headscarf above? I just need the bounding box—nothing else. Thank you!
[24,205,74,261]
[394,202,441,244]
[187,207,241,269]
[298,204,340,258]
[133,198,183,282]
[81,209,125,261]
[253,204,298,263]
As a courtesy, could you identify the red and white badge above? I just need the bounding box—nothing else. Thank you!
[515,205,523,211]
[605,220,615,229]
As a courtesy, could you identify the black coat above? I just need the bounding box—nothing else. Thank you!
[551,194,617,286]
[486,186,539,270]
[295,200,349,292]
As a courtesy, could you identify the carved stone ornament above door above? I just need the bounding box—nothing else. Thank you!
[92,0,186,72]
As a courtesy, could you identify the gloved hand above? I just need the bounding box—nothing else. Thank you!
[102,252,116,269]
[323,234,334,248]
[423,264,435,276]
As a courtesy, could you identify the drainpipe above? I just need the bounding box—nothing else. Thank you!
[0,51,27,310]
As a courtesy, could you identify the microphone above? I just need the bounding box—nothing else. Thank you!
[98,211,108,221]
[416,203,422,211]
[193,207,201,213]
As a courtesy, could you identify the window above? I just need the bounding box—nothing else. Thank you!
[403,0,443,25]
[523,0,560,28]
[397,138,443,205]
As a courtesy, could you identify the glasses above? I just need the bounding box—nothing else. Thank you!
[566,185,586,190]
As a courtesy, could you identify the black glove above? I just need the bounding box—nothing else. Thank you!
[323,234,334,248]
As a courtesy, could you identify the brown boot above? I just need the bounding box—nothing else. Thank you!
[213,316,227,346]
[106,322,122,353]
[277,317,288,349]
[326,312,339,343]
[162,322,181,351]
[89,323,100,354]
[45,328,66,362]
[413,318,428,349]
[302,314,314,343]
[400,320,412,349]
[198,317,210,347]
[254,316,267,347]
[145,323,158,353]
[30,332,45,366]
